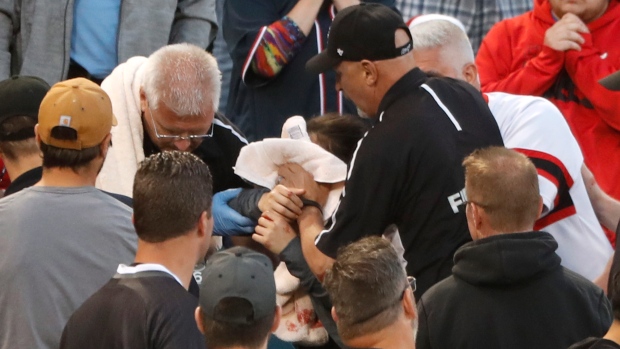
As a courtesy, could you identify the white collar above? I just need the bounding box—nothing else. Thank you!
[116,263,183,286]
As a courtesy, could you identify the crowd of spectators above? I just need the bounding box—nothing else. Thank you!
[0,1,619,349]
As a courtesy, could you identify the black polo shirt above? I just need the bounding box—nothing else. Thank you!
[316,68,504,298]
[143,112,250,193]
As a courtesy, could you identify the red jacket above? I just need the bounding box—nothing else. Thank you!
[476,0,620,202]
[0,159,8,191]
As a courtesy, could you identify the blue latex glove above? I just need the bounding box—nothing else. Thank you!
[213,188,256,236]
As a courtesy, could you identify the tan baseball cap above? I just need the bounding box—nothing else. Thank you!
[38,77,117,150]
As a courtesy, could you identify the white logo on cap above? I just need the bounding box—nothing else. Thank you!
[401,43,412,56]
[59,115,72,127]
[337,48,344,56]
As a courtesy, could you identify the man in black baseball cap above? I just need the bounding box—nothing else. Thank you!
[278,3,504,298]
[195,246,280,349]
[0,75,50,197]
[306,3,413,75]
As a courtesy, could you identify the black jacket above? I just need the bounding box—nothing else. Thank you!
[570,338,620,349]
[417,231,612,349]
[315,68,504,298]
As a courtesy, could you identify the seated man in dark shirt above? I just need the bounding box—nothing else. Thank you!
[60,151,214,349]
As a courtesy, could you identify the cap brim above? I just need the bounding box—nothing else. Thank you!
[599,71,620,91]
[306,51,342,75]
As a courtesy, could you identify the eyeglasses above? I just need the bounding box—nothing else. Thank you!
[147,109,213,142]
[400,276,417,300]
[464,200,491,210]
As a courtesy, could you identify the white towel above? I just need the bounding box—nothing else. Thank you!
[96,56,149,197]
[234,116,347,219]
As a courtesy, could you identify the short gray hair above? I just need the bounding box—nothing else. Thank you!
[141,43,221,117]
[409,19,475,64]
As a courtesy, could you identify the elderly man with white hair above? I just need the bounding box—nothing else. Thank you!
[97,43,249,198]
[408,15,615,282]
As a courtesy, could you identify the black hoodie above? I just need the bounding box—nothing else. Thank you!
[416,231,612,349]
[570,337,620,349]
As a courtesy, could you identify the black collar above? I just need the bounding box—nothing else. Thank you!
[3,166,42,197]
[376,68,427,119]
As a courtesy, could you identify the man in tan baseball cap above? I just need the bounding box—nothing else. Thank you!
[37,77,117,152]
[0,77,137,349]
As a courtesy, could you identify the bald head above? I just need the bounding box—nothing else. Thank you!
[409,18,480,89]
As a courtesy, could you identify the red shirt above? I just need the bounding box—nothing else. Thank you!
[477,0,620,204]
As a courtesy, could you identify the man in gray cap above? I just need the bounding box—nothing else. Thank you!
[0,75,49,196]
[195,246,281,349]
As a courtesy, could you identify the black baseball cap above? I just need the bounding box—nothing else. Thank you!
[0,75,50,141]
[600,70,620,91]
[199,247,276,325]
[306,3,413,75]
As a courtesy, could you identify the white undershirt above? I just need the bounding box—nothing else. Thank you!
[116,263,183,286]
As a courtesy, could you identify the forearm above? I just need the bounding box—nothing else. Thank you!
[250,0,324,78]
[565,35,620,131]
[583,165,620,232]
[228,188,269,221]
[172,0,218,48]
[298,207,334,281]
[476,21,565,95]
[250,17,307,78]
[280,237,326,297]
[478,45,565,95]
[332,0,360,11]
[287,0,324,35]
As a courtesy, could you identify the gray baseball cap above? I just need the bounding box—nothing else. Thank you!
[199,247,276,325]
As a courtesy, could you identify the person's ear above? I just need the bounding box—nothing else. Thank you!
[402,287,417,321]
[537,196,544,219]
[99,133,112,158]
[331,306,339,323]
[197,211,212,238]
[194,307,206,335]
[360,60,378,86]
[469,203,486,240]
[34,124,42,151]
[271,305,282,332]
[462,63,479,88]
[139,88,148,113]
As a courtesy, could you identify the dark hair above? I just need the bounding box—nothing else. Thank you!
[133,151,213,243]
[323,236,407,341]
[611,272,620,320]
[40,142,102,171]
[0,116,39,161]
[200,298,274,349]
[307,113,370,164]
